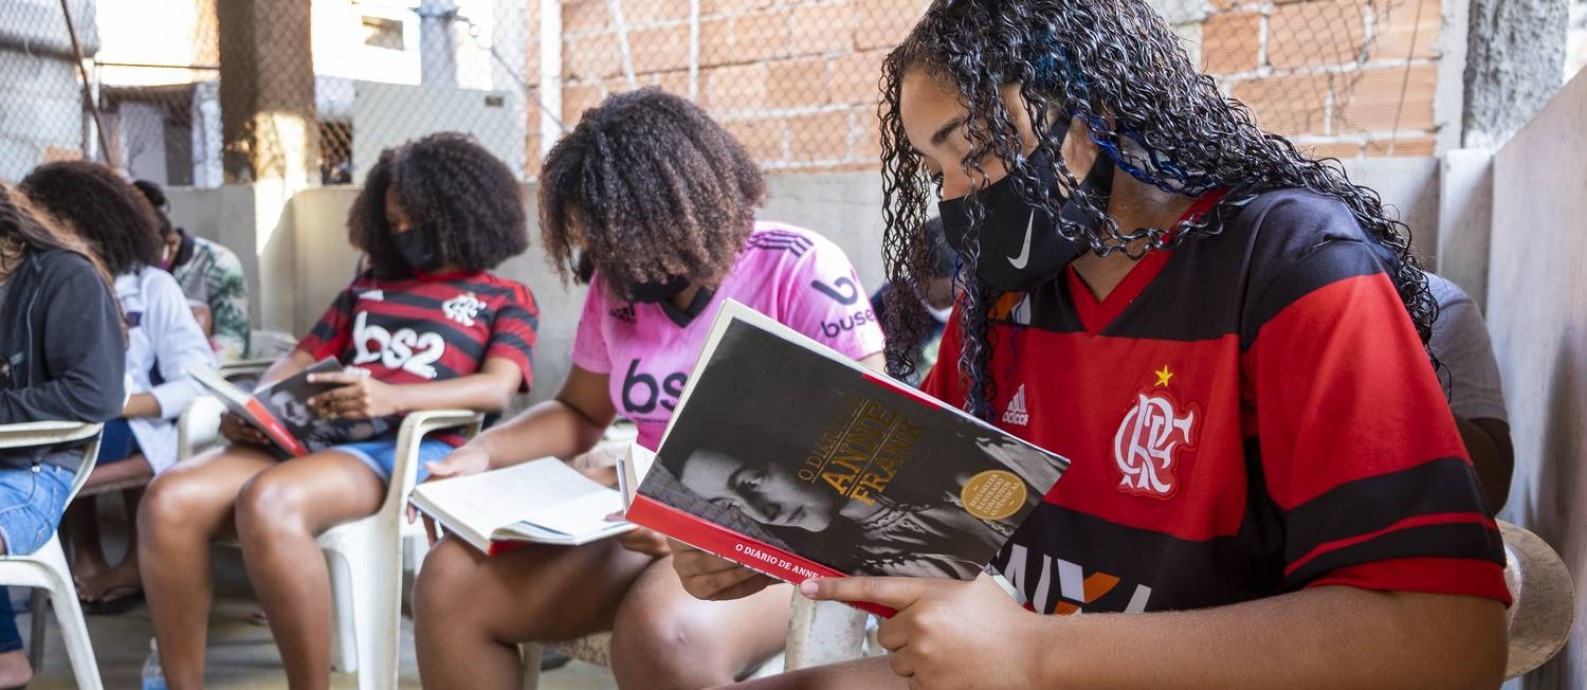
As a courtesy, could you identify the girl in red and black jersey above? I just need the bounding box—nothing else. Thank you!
[677,2,1511,689]
[138,132,538,690]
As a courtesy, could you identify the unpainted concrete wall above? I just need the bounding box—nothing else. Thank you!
[1488,69,1587,690]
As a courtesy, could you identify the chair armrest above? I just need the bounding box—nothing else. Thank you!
[0,421,105,450]
[218,359,275,383]
[384,410,486,515]
[178,397,228,462]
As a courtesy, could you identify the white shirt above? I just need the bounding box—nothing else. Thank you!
[118,266,217,473]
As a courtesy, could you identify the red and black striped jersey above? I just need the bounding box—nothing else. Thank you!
[297,270,539,444]
[922,189,1509,615]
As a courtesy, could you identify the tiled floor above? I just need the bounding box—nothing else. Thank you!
[18,537,619,689]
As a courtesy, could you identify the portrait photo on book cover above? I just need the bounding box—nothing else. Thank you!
[647,320,1065,581]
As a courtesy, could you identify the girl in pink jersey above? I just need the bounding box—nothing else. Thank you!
[138,133,539,690]
[412,89,885,689]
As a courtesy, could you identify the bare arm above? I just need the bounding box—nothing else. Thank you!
[805,576,1507,690]
[257,348,317,389]
[1039,587,1505,690]
[1458,416,1514,514]
[308,357,524,416]
[448,365,617,473]
[122,393,163,418]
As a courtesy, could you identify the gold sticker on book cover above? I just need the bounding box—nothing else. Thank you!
[961,470,1026,521]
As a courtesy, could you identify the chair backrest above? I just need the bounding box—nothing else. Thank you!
[1499,521,1574,679]
[247,330,299,361]
[177,396,228,461]
[0,422,104,506]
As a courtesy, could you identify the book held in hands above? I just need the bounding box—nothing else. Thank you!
[191,358,389,458]
[625,300,1069,615]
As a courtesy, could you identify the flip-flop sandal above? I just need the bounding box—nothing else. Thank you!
[82,585,144,616]
[248,609,269,626]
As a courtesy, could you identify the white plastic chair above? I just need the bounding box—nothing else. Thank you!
[321,409,484,690]
[0,421,105,690]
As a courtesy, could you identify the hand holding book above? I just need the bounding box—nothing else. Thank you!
[305,368,400,420]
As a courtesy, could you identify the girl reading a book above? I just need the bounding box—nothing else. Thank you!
[22,161,218,618]
[411,88,886,690]
[673,1,1511,689]
[137,132,539,690]
[0,182,125,689]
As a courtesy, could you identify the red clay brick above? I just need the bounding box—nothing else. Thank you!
[830,48,889,105]
[790,1,855,56]
[1201,12,1262,75]
[855,0,923,50]
[702,0,775,16]
[697,16,734,67]
[1267,0,1367,69]
[561,82,607,125]
[619,0,692,25]
[1363,136,1436,156]
[563,34,623,80]
[1338,64,1435,132]
[705,62,770,113]
[768,57,832,109]
[1304,140,1364,159]
[851,104,885,161]
[653,69,700,100]
[1368,0,1441,61]
[563,0,610,34]
[731,8,793,63]
[629,23,691,73]
[788,110,852,161]
[723,117,786,161]
[1231,73,1334,136]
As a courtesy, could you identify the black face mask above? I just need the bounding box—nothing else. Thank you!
[628,275,690,304]
[393,229,443,273]
[938,147,1114,293]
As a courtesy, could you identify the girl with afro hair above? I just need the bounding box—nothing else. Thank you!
[137,133,539,689]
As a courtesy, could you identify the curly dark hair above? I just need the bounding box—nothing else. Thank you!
[132,179,177,238]
[21,160,163,277]
[540,87,767,299]
[0,181,116,292]
[879,0,1435,419]
[350,132,529,279]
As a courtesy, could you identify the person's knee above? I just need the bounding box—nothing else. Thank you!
[234,471,306,540]
[611,586,725,670]
[138,471,214,540]
[414,539,486,624]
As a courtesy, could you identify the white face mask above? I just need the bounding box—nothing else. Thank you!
[925,302,954,323]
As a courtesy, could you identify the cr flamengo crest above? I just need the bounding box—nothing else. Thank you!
[1113,366,1198,499]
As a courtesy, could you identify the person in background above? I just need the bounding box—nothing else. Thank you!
[0,182,126,687]
[676,1,1509,688]
[869,216,957,385]
[411,88,885,690]
[138,132,537,690]
[22,161,217,617]
[1426,272,1514,514]
[133,180,252,362]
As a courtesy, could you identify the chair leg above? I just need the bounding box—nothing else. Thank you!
[27,588,46,671]
[34,538,103,690]
[346,536,402,690]
[326,550,359,674]
[520,643,543,690]
[784,597,869,671]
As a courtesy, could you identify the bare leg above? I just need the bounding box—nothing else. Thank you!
[139,447,276,690]
[413,536,654,690]
[233,451,385,690]
[78,486,148,603]
[712,657,904,690]
[610,560,792,690]
[71,455,154,595]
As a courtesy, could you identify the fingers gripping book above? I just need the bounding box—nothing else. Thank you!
[625,300,1069,616]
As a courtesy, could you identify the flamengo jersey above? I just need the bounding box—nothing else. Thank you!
[922,189,1509,616]
[298,270,540,444]
[572,222,886,451]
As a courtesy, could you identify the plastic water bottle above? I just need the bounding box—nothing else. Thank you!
[141,638,166,690]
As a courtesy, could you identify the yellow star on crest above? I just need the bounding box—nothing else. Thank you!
[1154,365,1174,388]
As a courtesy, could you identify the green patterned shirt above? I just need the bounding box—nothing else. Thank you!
[170,233,250,362]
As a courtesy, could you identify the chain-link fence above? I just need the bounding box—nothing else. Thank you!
[1,0,1455,188]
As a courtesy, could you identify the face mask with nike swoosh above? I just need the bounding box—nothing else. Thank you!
[938,147,1114,293]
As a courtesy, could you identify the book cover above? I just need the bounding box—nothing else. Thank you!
[626,301,1068,615]
[193,358,390,458]
[409,456,638,554]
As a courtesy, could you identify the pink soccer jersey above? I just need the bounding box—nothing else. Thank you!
[571,222,886,450]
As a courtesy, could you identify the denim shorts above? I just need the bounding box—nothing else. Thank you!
[0,463,75,556]
[330,437,455,483]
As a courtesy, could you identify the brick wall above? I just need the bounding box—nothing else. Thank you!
[528,0,1450,176]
